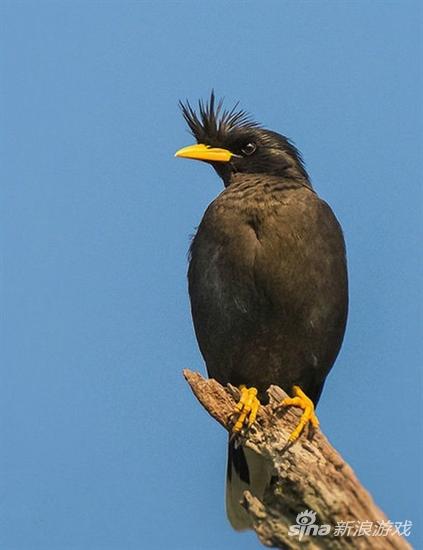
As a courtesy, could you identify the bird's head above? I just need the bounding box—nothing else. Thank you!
[175,92,310,188]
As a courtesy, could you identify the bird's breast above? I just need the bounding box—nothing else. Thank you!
[188,182,348,396]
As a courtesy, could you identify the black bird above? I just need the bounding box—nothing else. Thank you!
[176,93,348,530]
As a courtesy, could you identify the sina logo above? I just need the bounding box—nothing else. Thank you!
[288,510,331,540]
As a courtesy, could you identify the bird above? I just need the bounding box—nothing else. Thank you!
[175,92,348,530]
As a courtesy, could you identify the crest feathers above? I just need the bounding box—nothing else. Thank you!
[179,91,259,143]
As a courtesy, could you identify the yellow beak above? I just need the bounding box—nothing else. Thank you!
[175,143,233,163]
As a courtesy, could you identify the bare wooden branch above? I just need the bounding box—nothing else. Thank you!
[183,369,411,550]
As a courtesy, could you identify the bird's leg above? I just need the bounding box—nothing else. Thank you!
[230,385,260,435]
[280,385,319,443]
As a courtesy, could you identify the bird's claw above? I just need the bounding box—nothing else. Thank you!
[230,385,260,436]
[280,385,319,443]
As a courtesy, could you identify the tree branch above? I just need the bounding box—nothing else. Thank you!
[183,369,411,550]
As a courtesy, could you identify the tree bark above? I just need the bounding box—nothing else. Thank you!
[183,369,412,550]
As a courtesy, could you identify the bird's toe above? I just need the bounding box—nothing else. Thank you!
[230,385,261,436]
[280,385,319,443]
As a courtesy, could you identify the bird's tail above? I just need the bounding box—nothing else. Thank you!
[226,439,273,530]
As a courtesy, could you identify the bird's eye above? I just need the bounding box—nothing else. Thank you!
[241,142,256,156]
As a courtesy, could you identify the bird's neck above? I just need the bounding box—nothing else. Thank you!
[223,171,313,192]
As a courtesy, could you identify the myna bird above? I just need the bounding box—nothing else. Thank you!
[175,93,348,530]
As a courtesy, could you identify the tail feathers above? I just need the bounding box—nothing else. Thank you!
[226,440,272,531]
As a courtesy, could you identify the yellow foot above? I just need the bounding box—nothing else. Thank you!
[280,385,319,443]
[230,385,260,435]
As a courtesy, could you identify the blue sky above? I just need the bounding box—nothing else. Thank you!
[0,1,421,549]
